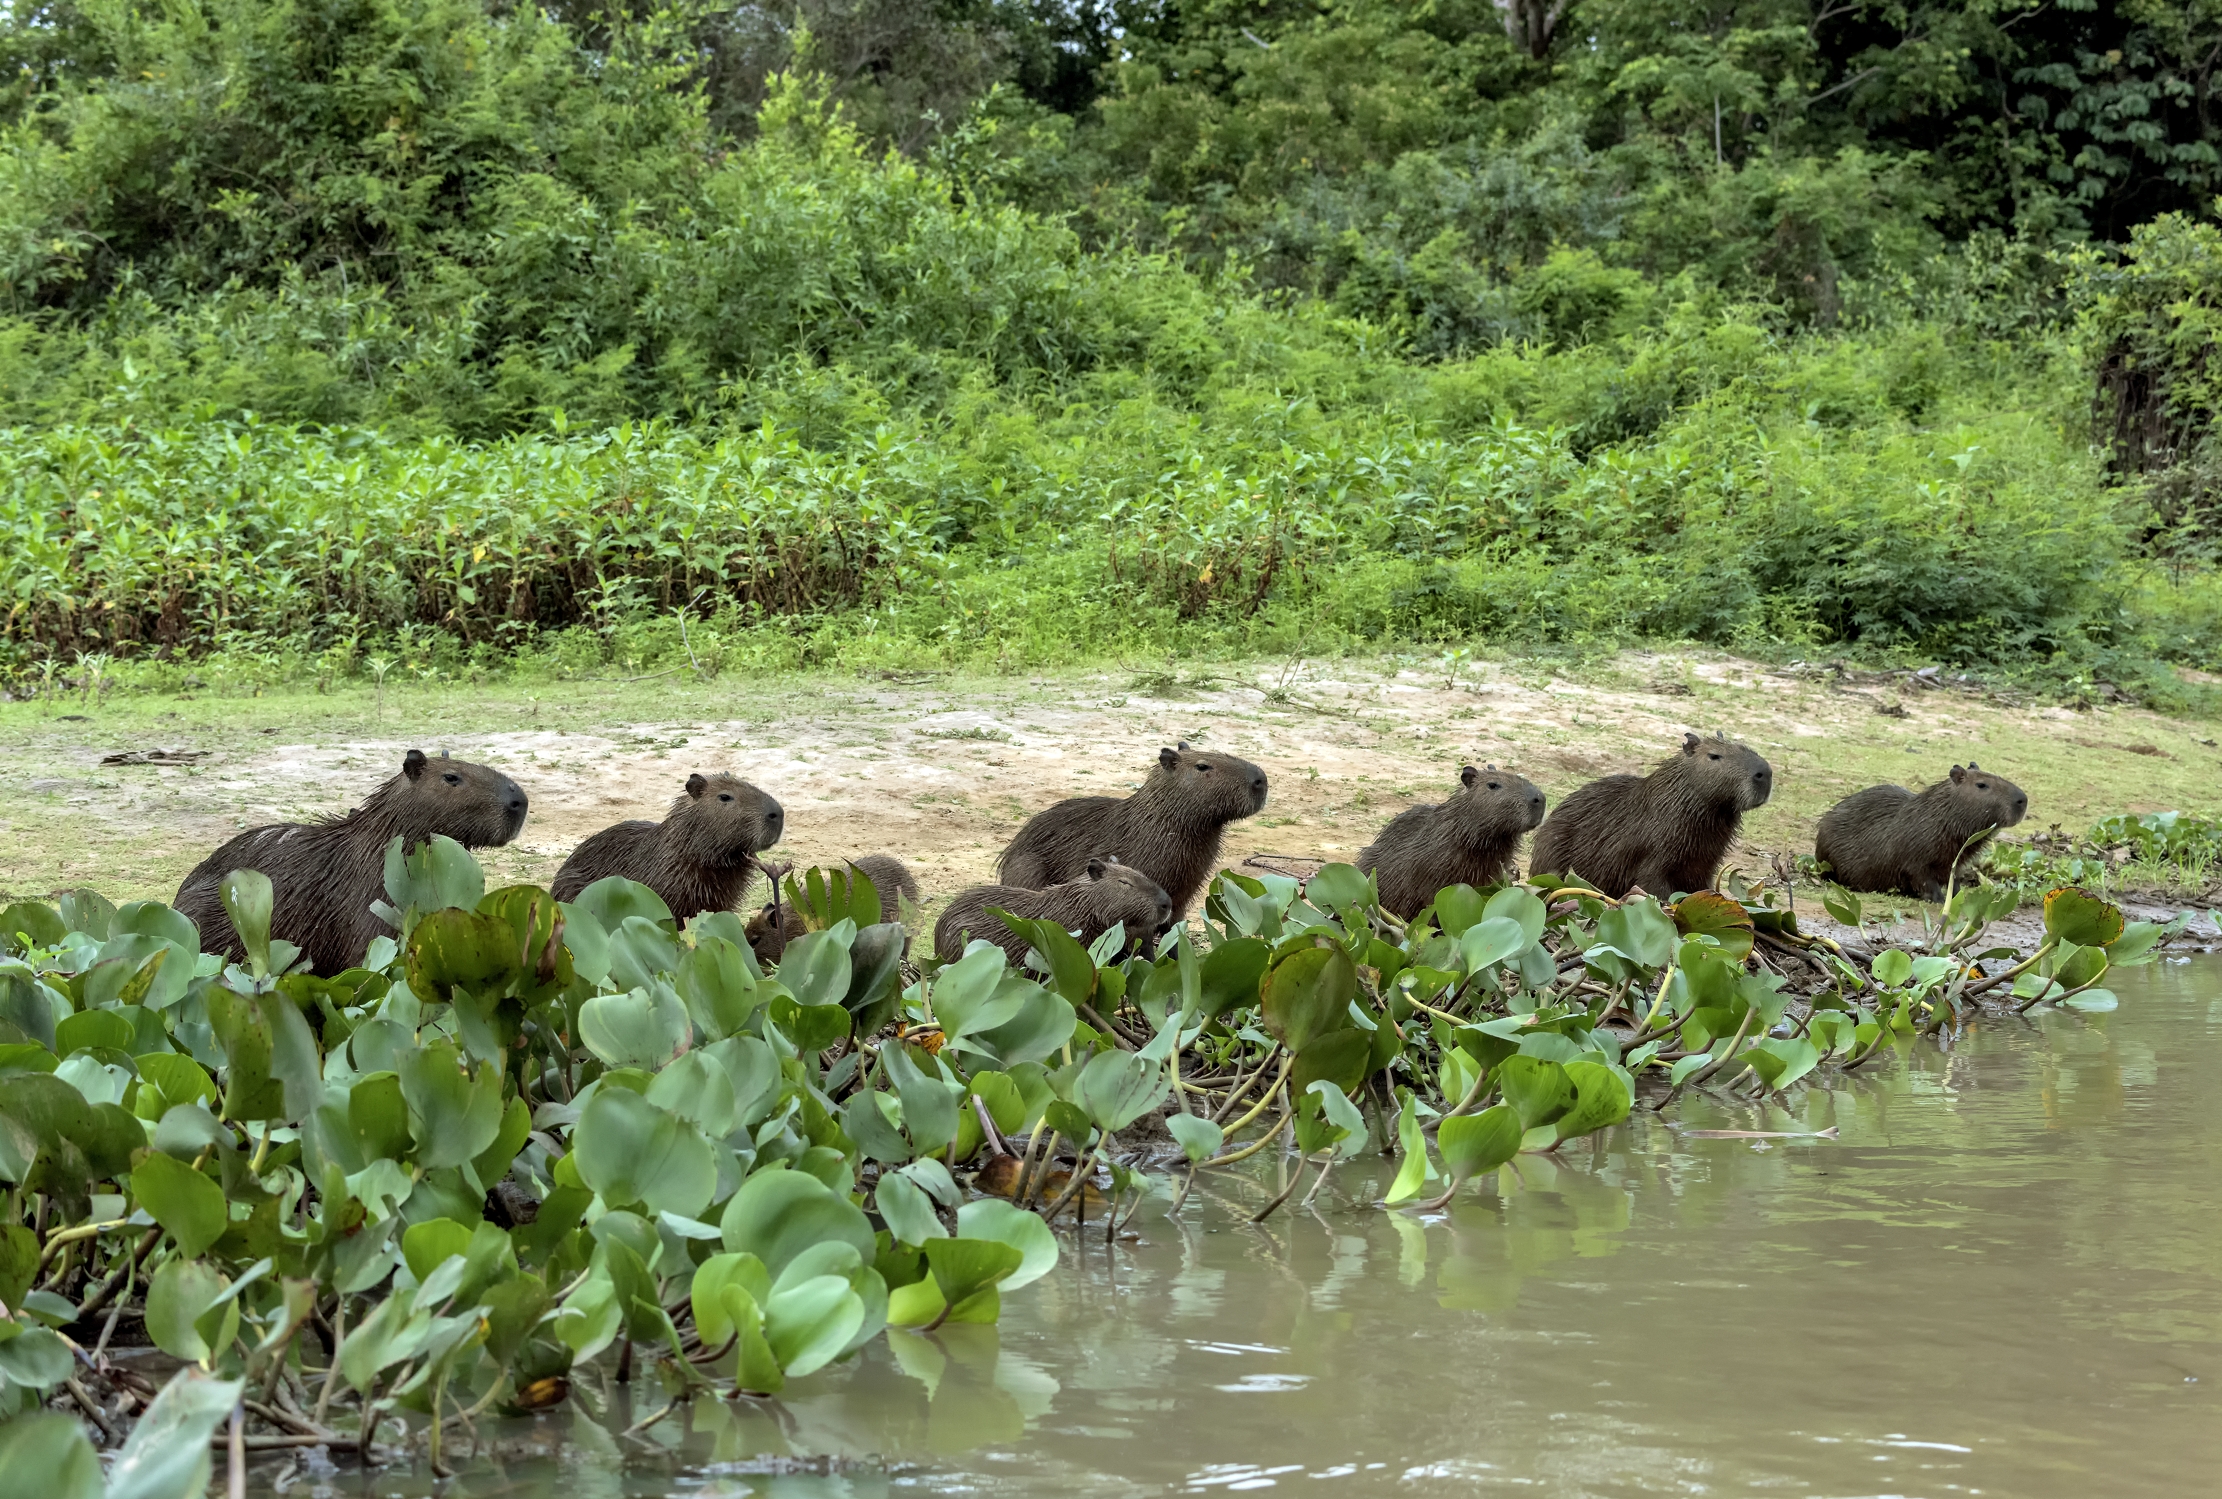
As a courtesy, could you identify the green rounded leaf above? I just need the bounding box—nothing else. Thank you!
[0,1415,100,1499]
[1459,915,1531,972]
[955,1198,1060,1291]
[131,1151,227,1258]
[397,1041,504,1169]
[572,1086,716,1218]
[2043,888,2125,948]
[719,1168,875,1280]
[763,1274,865,1378]
[1165,1113,1224,1165]
[145,1259,231,1363]
[691,1252,771,1348]
[1261,942,1358,1053]
[1437,1103,1523,1187]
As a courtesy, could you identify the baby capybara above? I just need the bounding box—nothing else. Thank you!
[1816,762,2028,902]
[174,749,528,973]
[996,743,1267,916]
[1529,732,1773,899]
[1358,764,1547,917]
[744,854,921,963]
[934,857,1172,965]
[552,772,783,924]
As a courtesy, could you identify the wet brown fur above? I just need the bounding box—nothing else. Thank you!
[1816,763,2028,902]
[1358,764,1547,917]
[745,854,920,964]
[934,858,1172,965]
[174,749,528,974]
[1529,733,1773,899]
[996,743,1268,916]
[552,772,784,924]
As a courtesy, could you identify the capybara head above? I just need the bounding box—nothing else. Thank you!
[1456,763,1546,834]
[1152,742,1269,823]
[668,772,784,868]
[1090,854,1173,935]
[1945,762,2028,829]
[389,749,529,846]
[1678,732,1772,810]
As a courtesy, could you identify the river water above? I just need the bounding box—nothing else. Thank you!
[286,957,2222,1498]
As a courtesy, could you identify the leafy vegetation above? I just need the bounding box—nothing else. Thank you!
[0,825,2162,1485]
[0,2,2220,689]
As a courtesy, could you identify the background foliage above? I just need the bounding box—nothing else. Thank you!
[3,0,2222,688]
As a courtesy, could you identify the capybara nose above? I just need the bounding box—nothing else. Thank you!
[1251,772,1268,802]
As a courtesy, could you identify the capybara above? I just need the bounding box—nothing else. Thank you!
[1815,763,2029,902]
[996,743,1268,916]
[744,854,921,963]
[552,772,783,924]
[1529,732,1773,899]
[934,857,1172,965]
[1358,764,1547,917]
[174,749,528,973]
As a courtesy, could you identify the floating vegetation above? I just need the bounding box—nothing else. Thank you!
[0,847,2161,1490]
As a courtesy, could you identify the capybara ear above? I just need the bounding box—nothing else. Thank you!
[686,773,708,799]
[1159,747,1180,770]
[1682,733,1701,755]
[1461,764,1479,787]
[1177,740,1191,751]
[403,748,428,780]
[1968,761,1980,770]
[1950,764,1968,782]
[1087,857,1107,880]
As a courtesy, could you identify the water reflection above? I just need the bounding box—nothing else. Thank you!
[274,959,2222,1497]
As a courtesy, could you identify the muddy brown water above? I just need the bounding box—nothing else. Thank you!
[263,957,2222,1497]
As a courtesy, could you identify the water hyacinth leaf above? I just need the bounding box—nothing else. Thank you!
[1671,891,1755,962]
[1382,1092,1436,1204]
[1436,1104,1523,1188]
[1870,948,1914,988]
[0,1415,100,1499]
[995,912,1096,1007]
[720,1168,876,1280]
[970,983,1078,1067]
[1165,1113,1223,1165]
[1820,884,1863,926]
[578,984,692,1070]
[844,923,907,1035]
[1198,936,1270,1019]
[924,1235,1024,1311]
[2052,942,2109,990]
[968,1070,1025,1137]
[1291,1027,1374,1096]
[691,1252,772,1348]
[383,835,487,919]
[1261,942,1358,1053]
[573,1086,717,1218]
[678,935,764,1039]
[1594,898,1678,967]
[883,1041,962,1153]
[0,900,66,952]
[0,1323,73,1388]
[1494,1055,1575,1130]
[205,986,321,1122]
[405,907,521,1007]
[954,1199,1060,1290]
[646,1049,742,1138]
[763,1275,865,1378]
[1430,884,1488,938]
[1076,1048,1166,1134]
[777,928,853,1009]
[104,1368,243,1499]
[1481,885,1548,947]
[145,1259,232,1363]
[1667,1053,1713,1086]
[2108,921,2164,966]
[1305,1079,1369,1158]
[2060,988,2119,1012]
[398,1041,505,1169]
[875,1169,947,1247]
[1739,1039,1821,1095]
[1552,1060,1634,1140]
[1306,863,1372,914]
[1459,916,1530,972]
[725,1284,786,1394]
[843,1090,914,1165]
[553,1275,621,1367]
[54,1007,131,1060]
[2042,888,2124,948]
[131,1150,226,1257]
[933,946,1027,1041]
[219,869,274,971]
[401,1220,472,1282]
[607,915,682,995]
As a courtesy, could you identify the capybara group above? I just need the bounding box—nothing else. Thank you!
[934,857,1172,964]
[996,744,1267,916]
[174,749,528,973]
[1529,733,1773,899]
[1359,764,1546,916]
[745,854,921,963]
[552,772,783,924]
[1816,763,2029,902]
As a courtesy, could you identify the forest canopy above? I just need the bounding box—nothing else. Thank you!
[1,0,2219,687]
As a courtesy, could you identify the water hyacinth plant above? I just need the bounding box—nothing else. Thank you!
[0,839,2159,1490]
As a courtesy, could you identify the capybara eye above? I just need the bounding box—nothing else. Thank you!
[443,772,461,785]
[1198,762,1213,771]
[1488,781,1501,790]
[719,793,733,802]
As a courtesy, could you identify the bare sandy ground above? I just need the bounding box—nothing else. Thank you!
[5,652,2219,919]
